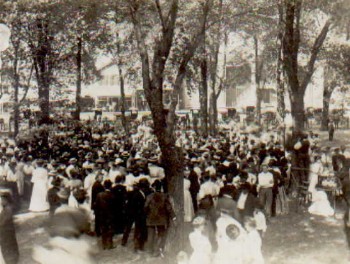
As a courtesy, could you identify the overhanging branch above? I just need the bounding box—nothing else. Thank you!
[300,20,331,93]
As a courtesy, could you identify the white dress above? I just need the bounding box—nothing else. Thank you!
[308,191,334,216]
[245,230,264,264]
[308,161,323,194]
[189,229,212,264]
[184,178,194,223]
[214,213,246,264]
[29,167,49,212]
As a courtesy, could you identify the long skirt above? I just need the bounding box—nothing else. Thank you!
[275,187,289,215]
[29,181,49,212]
[184,190,194,223]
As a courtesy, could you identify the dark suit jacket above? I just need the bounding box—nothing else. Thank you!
[144,192,175,227]
[239,192,259,218]
[91,181,104,210]
[127,189,148,220]
[95,190,115,225]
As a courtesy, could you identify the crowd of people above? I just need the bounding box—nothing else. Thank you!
[0,117,349,263]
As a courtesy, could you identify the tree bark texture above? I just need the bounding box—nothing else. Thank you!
[74,37,82,121]
[321,88,331,131]
[116,35,130,135]
[13,50,20,138]
[276,1,285,123]
[282,0,330,132]
[118,65,129,135]
[32,18,52,125]
[208,0,223,136]
[254,35,262,125]
[199,46,209,138]
[321,67,337,131]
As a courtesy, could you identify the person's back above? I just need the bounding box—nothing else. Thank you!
[145,191,174,226]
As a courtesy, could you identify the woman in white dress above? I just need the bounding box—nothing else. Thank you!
[184,177,194,223]
[29,160,49,212]
[308,155,323,195]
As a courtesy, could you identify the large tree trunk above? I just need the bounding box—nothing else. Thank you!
[33,18,52,126]
[276,1,285,123]
[208,0,224,137]
[199,54,209,138]
[209,92,218,135]
[13,47,20,138]
[115,33,129,135]
[321,67,336,131]
[254,35,262,125]
[129,0,212,254]
[321,89,331,131]
[290,92,305,131]
[146,91,185,254]
[118,66,129,135]
[282,0,329,134]
[74,37,82,121]
[37,83,50,125]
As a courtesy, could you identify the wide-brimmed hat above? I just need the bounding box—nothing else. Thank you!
[69,158,77,164]
[48,170,58,176]
[96,158,106,164]
[148,156,158,163]
[36,159,45,166]
[114,158,124,165]
[226,155,235,161]
[121,151,129,157]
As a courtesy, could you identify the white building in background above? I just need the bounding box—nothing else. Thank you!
[81,57,325,114]
[82,62,135,111]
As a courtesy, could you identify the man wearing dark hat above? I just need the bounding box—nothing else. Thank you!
[111,175,127,235]
[94,180,115,250]
[91,173,105,236]
[144,180,175,257]
[47,177,62,216]
[188,164,200,213]
[122,178,152,252]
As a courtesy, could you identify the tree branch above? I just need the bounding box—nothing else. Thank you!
[154,0,166,32]
[128,0,152,91]
[167,0,213,131]
[300,20,331,93]
[151,0,178,88]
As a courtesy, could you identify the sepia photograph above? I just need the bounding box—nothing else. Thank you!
[0,0,350,263]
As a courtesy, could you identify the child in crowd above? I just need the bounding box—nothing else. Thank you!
[214,223,244,264]
[188,216,212,264]
[254,207,267,237]
[244,217,265,264]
